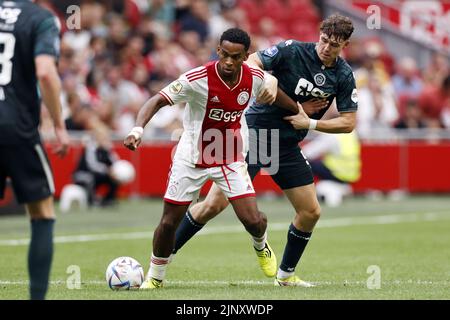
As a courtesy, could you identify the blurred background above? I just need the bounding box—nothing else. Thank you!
[2,0,450,213]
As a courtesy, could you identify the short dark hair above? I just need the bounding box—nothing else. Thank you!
[320,13,354,42]
[220,28,251,51]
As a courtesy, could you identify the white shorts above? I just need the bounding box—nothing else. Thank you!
[163,161,255,205]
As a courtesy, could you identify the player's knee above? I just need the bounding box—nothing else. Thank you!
[241,210,266,232]
[297,205,321,222]
[307,205,321,222]
[158,218,179,234]
[26,197,55,220]
[205,198,227,214]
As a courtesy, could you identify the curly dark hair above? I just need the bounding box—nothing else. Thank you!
[320,13,355,41]
[220,28,251,51]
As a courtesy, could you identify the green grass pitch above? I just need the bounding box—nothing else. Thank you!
[1,195,450,300]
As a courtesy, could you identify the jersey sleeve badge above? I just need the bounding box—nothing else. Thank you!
[169,81,183,94]
[263,46,278,57]
[351,89,358,103]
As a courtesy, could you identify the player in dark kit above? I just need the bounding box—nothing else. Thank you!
[0,0,69,299]
[173,14,358,286]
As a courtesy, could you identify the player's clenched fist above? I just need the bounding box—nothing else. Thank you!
[124,127,144,151]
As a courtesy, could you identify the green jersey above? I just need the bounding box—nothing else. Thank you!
[245,40,358,148]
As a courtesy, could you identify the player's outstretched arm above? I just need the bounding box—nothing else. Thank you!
[246,53,277,105]
[35,55,70,157]
[123,94,169,151]
[284,102,356,133]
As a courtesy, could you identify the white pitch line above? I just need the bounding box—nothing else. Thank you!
[0,211,449,247]
[1,279,449,286]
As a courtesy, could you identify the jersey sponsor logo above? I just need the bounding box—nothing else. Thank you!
[295,78,332,98]
[237,91,250,105]
[314,73,326,86]
[0,7,21,24]
[263,46,278,57]
[208,108,243,122]
[351,88,358,103]
[169,81,183,94]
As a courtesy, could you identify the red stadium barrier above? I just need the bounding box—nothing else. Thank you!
[45,141,450,198]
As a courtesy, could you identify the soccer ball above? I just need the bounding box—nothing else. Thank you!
[111,160,136,184]
[105,256,144,290]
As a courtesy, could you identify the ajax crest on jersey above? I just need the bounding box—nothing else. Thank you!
[106,256,144,290]
[237,91,250,105]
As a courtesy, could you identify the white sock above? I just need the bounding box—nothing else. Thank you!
[252,231,267,250]
[277,269,294,279]
[148,254,170,281]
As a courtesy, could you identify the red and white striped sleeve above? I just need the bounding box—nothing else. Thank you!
[158,67,205,106]
[250,67,266,98]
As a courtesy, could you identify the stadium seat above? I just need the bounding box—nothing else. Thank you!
[59,184,88,213]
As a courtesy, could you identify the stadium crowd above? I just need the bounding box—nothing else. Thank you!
[37,0,450,140]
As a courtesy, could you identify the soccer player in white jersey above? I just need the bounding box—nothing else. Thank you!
[124,28,281,288]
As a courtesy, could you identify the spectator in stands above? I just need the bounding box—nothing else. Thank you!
[394,98,426,129]
[356,71,398,138]
[148,0,175,27]
[208,0,238,42]
[177,0,210,43]
[98,65,146,132]
[64,93,96,131]
[422,52,450,88]
[40,0,446,139]
[73,126,120,207]
[392,57,423,98]
[418,74,450,128]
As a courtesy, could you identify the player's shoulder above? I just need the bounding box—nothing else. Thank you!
[243,63,264,81]
[10,0,56,25]
[283,39,314,52]
[336,57,355,80]
[183,64,209,83]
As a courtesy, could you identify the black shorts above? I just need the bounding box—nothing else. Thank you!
[0,142,54,204]
[246,143,314,190]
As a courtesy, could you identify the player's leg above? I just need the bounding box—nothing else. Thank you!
[275,184,320,286]
[173,183,229,253]
[214,162,277,277]
[5,143,57,299]
[271,147,319,286]
[141,161,206,289]
[25,197,56,299]
[141,202,190,289]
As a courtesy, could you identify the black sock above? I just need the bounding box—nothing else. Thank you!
[279,223,312,273]
[173,210,204,254]
[28,219,54,300]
